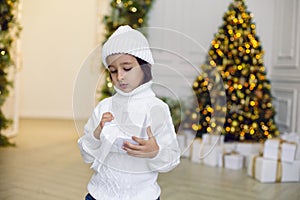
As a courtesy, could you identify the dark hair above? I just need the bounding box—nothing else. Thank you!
[136,57,152,84]
[108,55,152,84]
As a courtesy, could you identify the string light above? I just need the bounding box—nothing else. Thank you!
[190,0,279,141]
[107,82,113,88]
[138,18,143,24]
[130,7,137,12]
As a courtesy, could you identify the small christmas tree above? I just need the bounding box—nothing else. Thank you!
[100,0,154,99]
[192,0,280,142]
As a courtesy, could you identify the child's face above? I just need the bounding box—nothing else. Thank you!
[107,54,144,93]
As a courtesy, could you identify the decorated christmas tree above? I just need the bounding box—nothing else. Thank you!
[0,0,21,146]
[192,0,280,142]
[100,0,154,99]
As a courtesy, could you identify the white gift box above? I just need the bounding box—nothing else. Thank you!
[281,161,300,182]
[220,135,225,145]
[222,143,237,152]
[217,143,237,167]
[211,135,221,145]
[281,132,300,160]
[247,155,300,183]
[177,130,195,158]
[247,155,259,177]
[185,130,195,158]
[281,132,300,145]
[236,142,263,155]
[177,134,188,158]
[185,130,196,146]
[251,156,278,183]
[202,133,224,145]
[263,139,279,160]
[245,154,257,171]
[263,139,297,162]
[236,142,263,167]
[203,144,223,167]
[191,139,204,163]
[202,133,211,145]
[281,143,297,162]
[224,154,244,170]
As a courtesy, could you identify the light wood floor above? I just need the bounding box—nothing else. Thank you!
[0,119,299,200]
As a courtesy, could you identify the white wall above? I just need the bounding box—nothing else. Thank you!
[19,0,275,119]
[20,0,101,119]
[270,0,300,133]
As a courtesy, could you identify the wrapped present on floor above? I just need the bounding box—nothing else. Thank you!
[203,144,224,167]
[191,133,225,167]
[236,142,263,155]
[281,132,300,144]
[177,130,195,158]
[217,143,237,167]
[263,139,297,162]
[211,134,224,146]
[200,142,236,167]
[247,155,300,183]
[281,142,298,162]
[219,151,244,170]
[202,133,224,145]
[236,142,263,167]
[177,134,187,157]
[202,133,211,145]
[281,132,300,160]
[191,138,204,163]
[223,142,237,152]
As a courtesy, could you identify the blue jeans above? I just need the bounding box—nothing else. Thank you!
[85,193,95,200]
[85,193,160,200]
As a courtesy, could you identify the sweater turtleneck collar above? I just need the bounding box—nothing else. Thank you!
[113,81,155,99]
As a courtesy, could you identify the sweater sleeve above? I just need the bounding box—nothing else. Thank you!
[78,102,102,164]
[147,102,181,172]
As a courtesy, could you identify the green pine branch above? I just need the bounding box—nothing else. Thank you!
[0,0,21,147]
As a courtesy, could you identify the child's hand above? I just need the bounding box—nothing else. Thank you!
[123,127,159,158]
[93,112,114,139]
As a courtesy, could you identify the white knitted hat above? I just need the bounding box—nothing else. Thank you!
[102,25,154,68]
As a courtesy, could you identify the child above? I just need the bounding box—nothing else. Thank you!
[78,25,181,200]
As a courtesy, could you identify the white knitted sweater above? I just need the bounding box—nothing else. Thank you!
[78,81,181,200]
